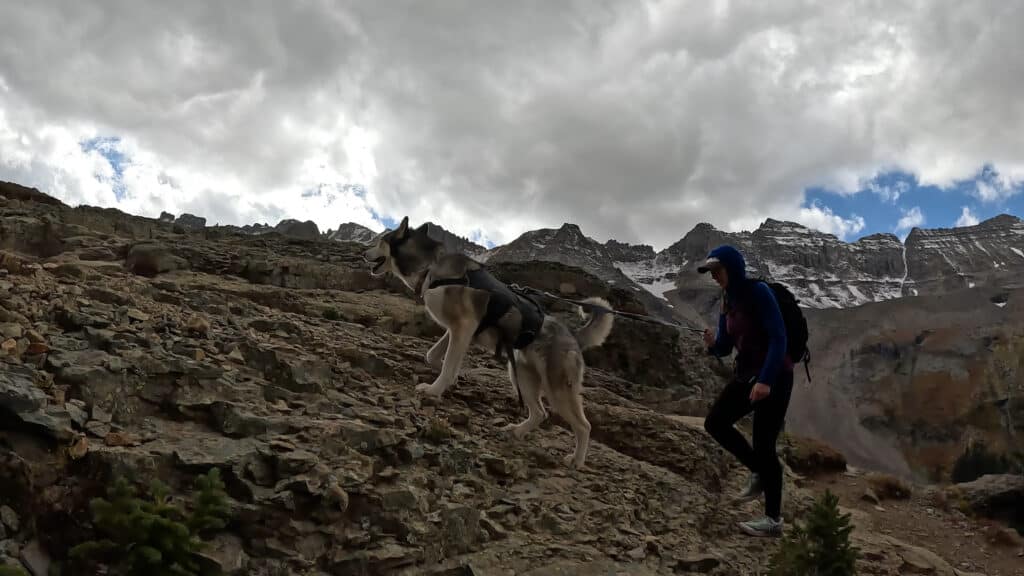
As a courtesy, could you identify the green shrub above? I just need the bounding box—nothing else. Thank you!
[322,308,341,321]
[768,489,860,576]
[68,468,230,576]
[0,565,30,576]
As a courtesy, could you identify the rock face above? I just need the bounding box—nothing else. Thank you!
[905,214,1024,296]
[174,213,207,231]
[273,219,320,240]
[789,284,1024,482]
[951,474,1024,530]
[602,239,656,263]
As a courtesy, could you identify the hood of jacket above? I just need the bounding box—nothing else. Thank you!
[705,244,748,297]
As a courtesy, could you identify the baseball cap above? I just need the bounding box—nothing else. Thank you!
[697,256,722,273]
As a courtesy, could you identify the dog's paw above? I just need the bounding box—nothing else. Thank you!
[415,379,452,397]
[500,422,525,440]
[415,381,445,397]
[563,453,586,470]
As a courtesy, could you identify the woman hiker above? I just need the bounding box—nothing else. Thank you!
[698,244,794,537]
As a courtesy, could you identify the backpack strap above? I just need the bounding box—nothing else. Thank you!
[802,349,812,383]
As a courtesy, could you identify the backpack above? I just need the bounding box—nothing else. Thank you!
[744,278,812,382]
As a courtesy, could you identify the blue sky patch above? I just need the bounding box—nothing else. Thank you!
[80,136,129,200]
[370,207,397,230]
[468,230,496,248]
[804,167,1023,242]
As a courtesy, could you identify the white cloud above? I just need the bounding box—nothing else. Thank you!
[973,176,1021,204]
[955,206,980,227]
[795,202,867,240]
[865,179,910,204]
[1,1,1023,249]
[726,201,865,240]
[896,206,925,233]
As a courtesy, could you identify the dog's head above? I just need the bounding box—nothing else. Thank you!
[362,216,441,285]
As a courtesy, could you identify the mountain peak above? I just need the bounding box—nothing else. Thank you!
[979,213,1023,227]
[759,218,812,231]
[329,222,379,244]
[274,219,320,240]
[420,221,488,256]
[604,238,656,263]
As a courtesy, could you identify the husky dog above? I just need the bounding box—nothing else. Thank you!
[363,216,615,468]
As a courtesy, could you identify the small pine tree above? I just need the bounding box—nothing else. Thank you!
[768,489,860,576]
[69,468,230,576]
[188,468,231,538]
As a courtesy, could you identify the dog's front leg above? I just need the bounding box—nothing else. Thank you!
[425,331,449,368]
[416,322,474,397]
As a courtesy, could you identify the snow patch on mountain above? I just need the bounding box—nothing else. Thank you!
[613,259,682,301]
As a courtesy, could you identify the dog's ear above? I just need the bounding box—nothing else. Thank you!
[396,216,409,238]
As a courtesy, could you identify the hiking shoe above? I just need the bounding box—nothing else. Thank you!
[733,473,763,503]
[738,516,783,537]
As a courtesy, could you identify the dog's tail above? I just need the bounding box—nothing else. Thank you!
[575,296,615,350]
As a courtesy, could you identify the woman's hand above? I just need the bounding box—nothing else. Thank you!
[750,382,771,403]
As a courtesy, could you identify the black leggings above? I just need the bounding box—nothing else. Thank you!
[704,371,794,520]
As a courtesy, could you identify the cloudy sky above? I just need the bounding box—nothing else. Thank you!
[1,1,1022,250]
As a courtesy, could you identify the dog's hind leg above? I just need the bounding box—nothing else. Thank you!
[548,351,592,469]
[425,331,449,368]
[502,362,546,439]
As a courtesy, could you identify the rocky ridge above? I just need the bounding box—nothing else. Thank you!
[1,179,1020,574]
[660,216,1023,316]
[459,215,1024,319]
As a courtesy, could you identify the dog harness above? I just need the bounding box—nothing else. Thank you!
[427,267,546,352]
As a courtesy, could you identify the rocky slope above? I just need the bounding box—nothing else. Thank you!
[2,179,1020,575]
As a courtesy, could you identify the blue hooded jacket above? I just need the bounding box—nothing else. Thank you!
[705,245,789,386]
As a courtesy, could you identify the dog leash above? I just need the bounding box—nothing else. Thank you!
[507,283,708,334]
